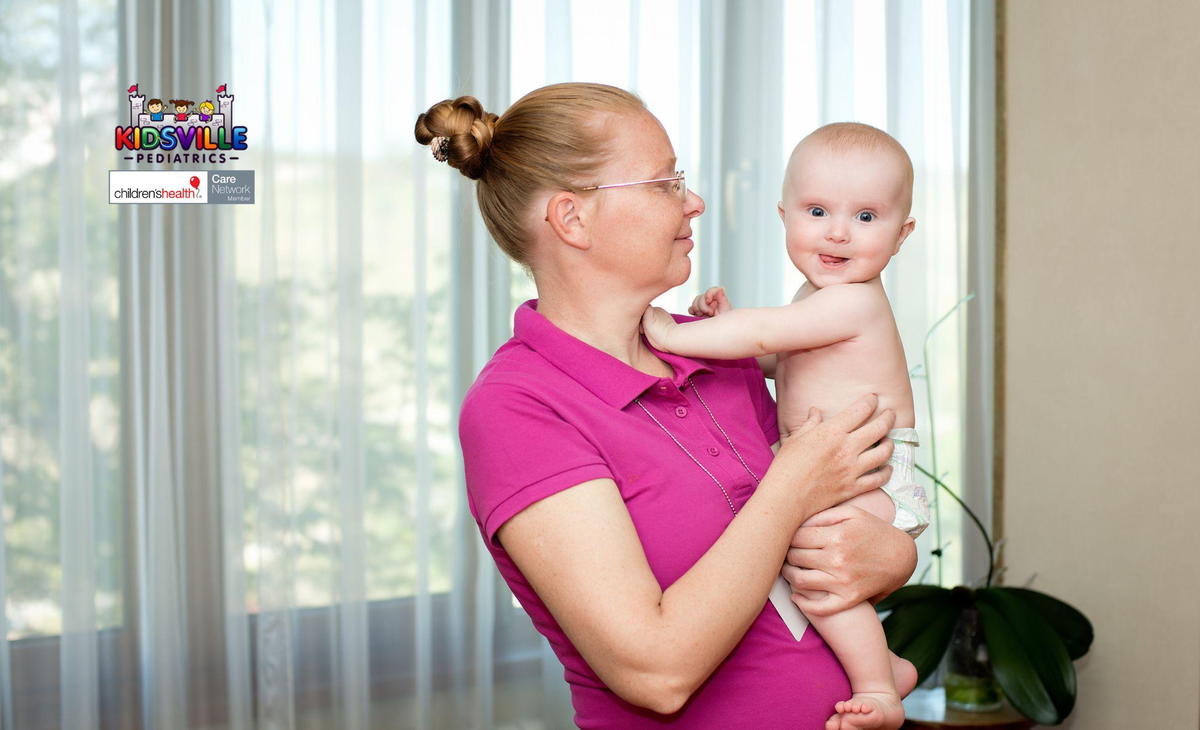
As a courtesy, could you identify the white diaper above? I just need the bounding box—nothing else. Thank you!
[883,428,930,538]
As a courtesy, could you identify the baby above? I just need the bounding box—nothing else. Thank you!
[641,122,928,730]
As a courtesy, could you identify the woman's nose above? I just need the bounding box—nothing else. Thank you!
[684,188,705,218]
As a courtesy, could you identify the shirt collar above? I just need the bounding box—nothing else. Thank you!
[513,299,712,409]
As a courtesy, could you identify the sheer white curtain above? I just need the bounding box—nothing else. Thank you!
[0,0,990,728]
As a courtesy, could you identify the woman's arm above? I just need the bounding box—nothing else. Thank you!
[497,396,896,714]
[781,504,918,616]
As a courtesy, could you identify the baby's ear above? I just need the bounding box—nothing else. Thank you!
[893,217,916,254]
[777,202,785,222]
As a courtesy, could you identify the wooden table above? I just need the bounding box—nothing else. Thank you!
[903,687,1034,729]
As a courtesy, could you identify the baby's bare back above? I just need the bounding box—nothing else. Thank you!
[774,288,915,438]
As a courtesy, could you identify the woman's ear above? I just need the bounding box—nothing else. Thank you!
[893,217,916,254]
[544,192,591,251]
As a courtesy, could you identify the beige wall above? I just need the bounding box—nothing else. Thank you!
[1002,1,1200,727]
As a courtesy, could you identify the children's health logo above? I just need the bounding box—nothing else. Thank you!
[109,170,208,204]
[116,82,248,164]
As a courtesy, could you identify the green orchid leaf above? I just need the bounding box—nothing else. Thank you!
[974,600,1057,724]
[875,584,952,612]
[999,587,1093,660]
[882,596,961,684]
[879,589,955,648]
[977,589,1076,724]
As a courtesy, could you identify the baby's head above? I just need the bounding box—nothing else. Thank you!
[778,122,915,289]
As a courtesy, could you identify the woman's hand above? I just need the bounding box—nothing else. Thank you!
[687,286,731,317]
[780,504,918,617]
[771,394,896,516]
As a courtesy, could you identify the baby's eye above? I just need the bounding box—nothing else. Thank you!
[807,207,827,217]
[857,211,875,222]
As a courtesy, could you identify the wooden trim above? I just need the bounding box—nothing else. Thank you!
[991,0,1008,579]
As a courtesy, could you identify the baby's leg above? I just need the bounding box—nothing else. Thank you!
[789,489,895,612]
[809,603,905,729]
[841,487,896,526]
[790,489,893,615]
[841,488,918,699]
[804,492,906,729]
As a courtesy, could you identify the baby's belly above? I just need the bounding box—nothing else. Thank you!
[776,375,914,438]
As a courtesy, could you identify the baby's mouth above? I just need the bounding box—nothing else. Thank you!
[819,254,850,266]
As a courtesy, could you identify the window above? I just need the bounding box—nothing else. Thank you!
[0,1,991,726]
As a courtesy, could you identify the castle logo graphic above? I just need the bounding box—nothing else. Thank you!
[116,83,248,164]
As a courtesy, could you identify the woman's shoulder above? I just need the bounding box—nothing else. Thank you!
[458,340,587,447]
[457,347,614,545]
[671,311,704,324]
[462,339,562,410]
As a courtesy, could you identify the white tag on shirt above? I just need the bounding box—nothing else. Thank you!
[769,573,809,641]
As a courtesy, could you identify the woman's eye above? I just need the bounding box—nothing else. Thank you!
[808,207,826,217]
[857,211,875,222]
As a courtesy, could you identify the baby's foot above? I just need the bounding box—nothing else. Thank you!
[890,652,919,697]
[823,691,905,730]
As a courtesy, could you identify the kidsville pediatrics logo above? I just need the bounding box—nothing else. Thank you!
[116,82,247,164]
[110,82,255,205]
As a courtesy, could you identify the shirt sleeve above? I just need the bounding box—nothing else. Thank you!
[742,360,781,445]
[459,384,614,547]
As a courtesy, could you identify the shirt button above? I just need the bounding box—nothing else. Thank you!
[674,406,688,418]
[707,446,720,456]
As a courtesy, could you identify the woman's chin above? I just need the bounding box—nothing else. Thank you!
[673,259,692,286]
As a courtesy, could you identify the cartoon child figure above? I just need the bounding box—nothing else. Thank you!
[197,100,215,122]
[170,99,194,121]
[642,122,925,730]
[147,98,165,122]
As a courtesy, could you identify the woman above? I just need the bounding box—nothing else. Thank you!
[416,83,916,728]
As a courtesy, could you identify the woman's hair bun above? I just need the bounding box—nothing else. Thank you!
[413,96,500,180]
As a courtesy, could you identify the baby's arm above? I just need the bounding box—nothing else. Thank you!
[642,283,885,359]
[687,286,779,377]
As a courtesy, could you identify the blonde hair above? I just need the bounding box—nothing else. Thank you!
[413,83,646,266]
[199,100,215,114]
[787,122,914,213]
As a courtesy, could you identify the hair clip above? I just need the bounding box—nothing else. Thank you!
[430,136,450,162]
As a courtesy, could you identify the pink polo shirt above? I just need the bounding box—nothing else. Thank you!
[459,299,851,728]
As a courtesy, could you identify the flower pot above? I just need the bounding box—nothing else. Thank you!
[943,605,1003,712]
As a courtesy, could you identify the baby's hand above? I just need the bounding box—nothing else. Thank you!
[640,305,678,351]
[688,286,732,317]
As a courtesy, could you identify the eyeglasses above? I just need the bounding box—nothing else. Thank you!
[579,170,687,202]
